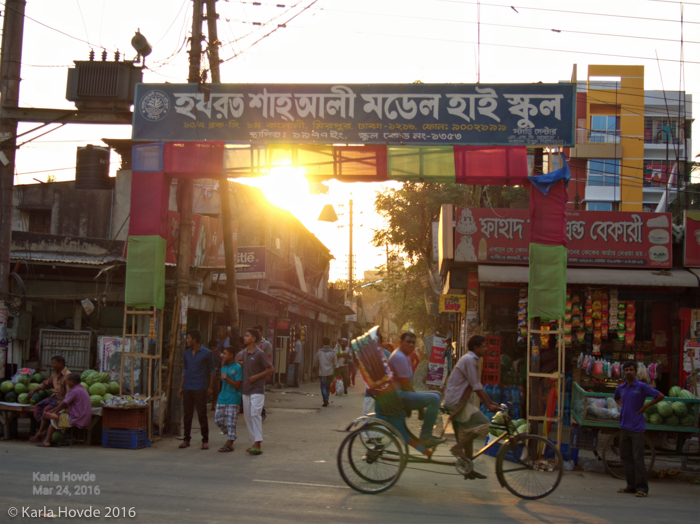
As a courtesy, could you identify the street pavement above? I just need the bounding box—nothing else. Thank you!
[1,379,698,524]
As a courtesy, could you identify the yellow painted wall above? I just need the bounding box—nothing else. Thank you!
[587,65,644,211]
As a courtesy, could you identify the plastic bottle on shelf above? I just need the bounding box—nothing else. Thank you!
[492,385,502,404]
[484,384,493,401]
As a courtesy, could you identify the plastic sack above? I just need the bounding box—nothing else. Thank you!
[586,356,594,375]
[11,368,35,385]
[577,353,585,369]
[592,360,604,376]
[637,363,647,382]
[335,378,345,396]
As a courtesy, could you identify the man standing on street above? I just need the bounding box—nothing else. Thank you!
[293,332,303,387]
[614,361,664,497]
[238,328,274,455]
[313,337,336,407]
[335,338,351,395]
[178,329,215,450]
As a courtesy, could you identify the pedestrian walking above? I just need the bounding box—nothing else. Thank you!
[254,324,273,419]
[178,329,216,450]
[215,346,243,453]
[313,337,336,407]
[238,328,274,455]
[208,338,222,411]
[293,333,303,387]
[614,361,664,497]
[335,338,351,395]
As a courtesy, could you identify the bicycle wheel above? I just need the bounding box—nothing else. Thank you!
[496,434,563,500]
[337,426,406,494]
[601,432,655,480]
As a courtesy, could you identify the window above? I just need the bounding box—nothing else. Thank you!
[28,210,51,234]
[587,202,613,211]
[590,115,620,143]
[588,159,620,186]
[644,117,682,144]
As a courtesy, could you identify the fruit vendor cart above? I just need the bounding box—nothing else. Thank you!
[0,402,103,443]
[571,383,700,478]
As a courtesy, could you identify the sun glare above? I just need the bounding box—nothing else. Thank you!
[259,166,310,212]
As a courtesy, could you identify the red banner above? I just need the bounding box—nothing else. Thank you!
[165,210,238,267]
[455,207,672,268]
[684,211,700,267]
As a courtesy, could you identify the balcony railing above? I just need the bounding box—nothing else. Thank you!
[576,129,620,145]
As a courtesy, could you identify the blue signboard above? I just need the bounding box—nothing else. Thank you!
[133,83,575,146]
[236,246,266,280]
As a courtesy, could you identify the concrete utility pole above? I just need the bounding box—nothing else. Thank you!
[0,0,27,379]
[169,0,204,434]
[205,0,241,351]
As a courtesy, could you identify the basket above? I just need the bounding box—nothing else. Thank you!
[571,426,598,451]
[102,428,149,450]
[102,407,148,430]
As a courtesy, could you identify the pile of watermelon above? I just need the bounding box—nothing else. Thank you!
[489,411,528,437]
[643,386,698,427]
[80,370,119,407]
[0,373,49,405]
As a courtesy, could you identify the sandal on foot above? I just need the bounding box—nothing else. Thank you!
[179,441,191,449]
[246,447,263,455]
[218,445,234,452]
[201,443,209,450]
[618,488,635,494]
[635,492,648,497]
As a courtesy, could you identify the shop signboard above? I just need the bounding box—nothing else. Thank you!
[454,207,673,268]
[236,247,266,280]
[133,83,575,146]
[165,210,238,267]
[426,336,448,387]
[438,294,466,313]
[683,211,700,267]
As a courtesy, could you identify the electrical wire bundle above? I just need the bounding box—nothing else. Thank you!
[351,326,403,417]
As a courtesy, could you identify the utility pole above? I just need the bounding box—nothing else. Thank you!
[205,0,240,351]
[347,198,354,338]
[0,0,27,380]
[169,0,204,434]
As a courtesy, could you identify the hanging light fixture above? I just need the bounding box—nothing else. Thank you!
[318,204,338,222]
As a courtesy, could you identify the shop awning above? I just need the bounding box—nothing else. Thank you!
[478,265,700,287]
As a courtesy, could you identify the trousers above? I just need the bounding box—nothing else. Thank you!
[336,366,350,395]
[183,389,209,443]
[397,390,442,441]
[319,376,332,402]
[242,393,265,443]
[620,429,648,494]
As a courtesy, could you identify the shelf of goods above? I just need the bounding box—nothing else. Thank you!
[571,383,700,433]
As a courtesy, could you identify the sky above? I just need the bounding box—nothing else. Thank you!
[7,0,700,279]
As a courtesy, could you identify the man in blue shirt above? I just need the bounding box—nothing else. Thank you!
[178,329,216,449]
[387,332,442,449]
[614,361,664,497]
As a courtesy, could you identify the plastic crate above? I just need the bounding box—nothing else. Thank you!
[102,407,148,430]
[483,372,500,386]
[483,358,501,373]
[571,426,598,451]
[486,336,501,349]
[102,428,149,450]
[485,348,501,359]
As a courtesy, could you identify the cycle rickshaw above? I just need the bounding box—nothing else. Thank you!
[337,328,564,499]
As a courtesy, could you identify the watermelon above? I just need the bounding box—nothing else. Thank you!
[80,370,93,382]
[5,392,17,403]
[89,395,103,407]
[665,415,680,426]
[680,389,697,400]
[32,373,44,384]
[649,413,663,425]
[88,383,107,397]
[643,411,649,423]
[669,386,682,398]
[17,374,31,386]
[491,411,506,426]
[17,393,29,404]
[108,382,120,395]
[102,393,113,401]
[13,383,27,395]
[656,401,673,418]
[99,373,110,384]
[30,393,41,405]
[81,382,89,390]
[643,398,657,415]
[681,414,695,426]
[51,431,65,444]
[0,381,13,393]
[672,401,688,418]
[515,424,528,435]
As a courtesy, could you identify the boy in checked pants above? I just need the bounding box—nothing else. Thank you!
[215,346,243,452]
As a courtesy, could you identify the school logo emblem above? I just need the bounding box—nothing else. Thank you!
[140,90,171,121]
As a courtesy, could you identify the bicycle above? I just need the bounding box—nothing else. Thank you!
[337,403,564,499]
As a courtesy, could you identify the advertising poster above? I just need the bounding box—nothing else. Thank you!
[455,207,673,268]
[439,294,466,314]
[426,336,448,387]
[684,211,700,267]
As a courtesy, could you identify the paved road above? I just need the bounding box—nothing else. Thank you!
[1,380,698,524]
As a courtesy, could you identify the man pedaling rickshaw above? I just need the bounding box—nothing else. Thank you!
[443,334,500,479]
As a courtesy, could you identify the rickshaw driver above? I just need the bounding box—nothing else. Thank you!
[387,332,443,449]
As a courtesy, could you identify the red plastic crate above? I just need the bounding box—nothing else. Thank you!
[486,336,501,349]
[102,407,148,430]
[482,359,501,373]
[482,372,500,386]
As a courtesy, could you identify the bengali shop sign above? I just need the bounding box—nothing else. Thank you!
[454,207,672,268]
[165,210,238,268]
[133,83,575,146]
[684,211,700,267]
